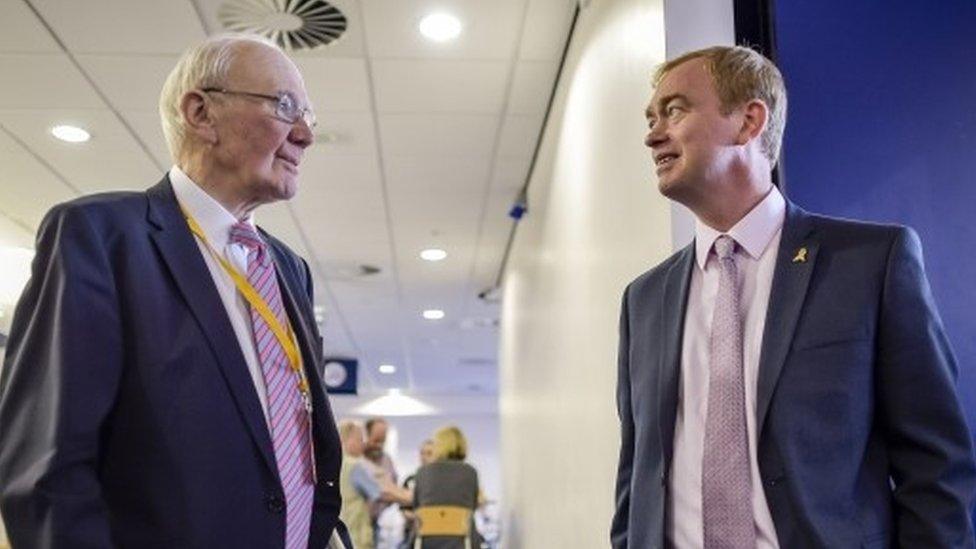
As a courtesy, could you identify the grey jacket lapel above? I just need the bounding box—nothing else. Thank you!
[659,244,695,471]
[756,202,819,435]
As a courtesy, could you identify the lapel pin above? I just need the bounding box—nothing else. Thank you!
[792,247,808,264]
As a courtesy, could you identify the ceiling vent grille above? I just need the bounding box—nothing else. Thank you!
[218,0,348,51]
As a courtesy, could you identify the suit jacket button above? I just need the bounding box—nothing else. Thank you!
[265,494,285,514]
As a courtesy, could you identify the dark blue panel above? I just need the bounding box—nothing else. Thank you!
[775,0,976,435]
[321,357,358,395]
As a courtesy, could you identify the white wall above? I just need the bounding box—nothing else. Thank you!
[498,0,669,546]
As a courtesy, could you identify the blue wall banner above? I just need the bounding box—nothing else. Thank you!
[774,0,976,460]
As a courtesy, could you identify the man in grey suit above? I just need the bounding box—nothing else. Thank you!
[611,45,976,548]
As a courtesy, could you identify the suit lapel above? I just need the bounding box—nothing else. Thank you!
[146,178,278,475]
[755,202,818,435]
[263,241,335,446]
[659,244,695,470]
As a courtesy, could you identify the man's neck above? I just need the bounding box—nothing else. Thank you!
[696,184,774,232]
[179,162,256,220]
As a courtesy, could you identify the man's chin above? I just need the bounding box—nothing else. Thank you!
[657,175,681,199]
[273,176,299,201]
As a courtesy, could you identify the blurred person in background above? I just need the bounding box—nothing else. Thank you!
[339,420,411,549]
[400,439,436,547]
[412,426,484,549]
[365,417,400,535]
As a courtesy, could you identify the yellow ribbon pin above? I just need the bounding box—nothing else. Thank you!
[792,247,808,263]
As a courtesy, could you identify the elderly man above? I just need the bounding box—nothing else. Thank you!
[338,420,410,549]
[364,417,399,530]
[0,34,350,548]
[612,46,976,548]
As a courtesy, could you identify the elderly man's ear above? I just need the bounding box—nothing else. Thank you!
[181,91,219,145]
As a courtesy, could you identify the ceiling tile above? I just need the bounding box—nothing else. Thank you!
[31,0,206,55]
[518,0,577,61]
[295,57,371,113]
[496,114,543,158]
[507,60,559,115]
[379,113,499,157]
[0,109,160,194]
[490,156,531,191]
[388,186,483,240]
[299,150,383,195]
[0,212,35,249]
[312,112,378,157]
[0,54,105,109]
[77,54,179,112]
[372,59,509,114]
[0,127,77,229]
[0,1,60,53]
[123,111,172,168]
[362,0,525,60]
[384,155,491,194]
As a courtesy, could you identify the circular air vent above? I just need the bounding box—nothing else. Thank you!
[218,0,348,51]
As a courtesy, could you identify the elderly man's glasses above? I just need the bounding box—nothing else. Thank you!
[201,88,317,129]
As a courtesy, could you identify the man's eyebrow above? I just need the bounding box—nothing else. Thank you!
[646,93,688,118]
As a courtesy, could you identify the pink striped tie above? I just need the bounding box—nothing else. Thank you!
[230,222,315,549]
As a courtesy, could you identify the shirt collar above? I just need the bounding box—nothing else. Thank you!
[169,165,256,250]
[694,186,786,270]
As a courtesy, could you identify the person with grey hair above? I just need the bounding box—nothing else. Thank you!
[613,45,976,547]
[0,33,352,548]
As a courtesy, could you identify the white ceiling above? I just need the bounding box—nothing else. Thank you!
[0,0,577,395]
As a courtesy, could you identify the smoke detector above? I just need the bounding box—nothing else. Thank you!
[218,0,348,51]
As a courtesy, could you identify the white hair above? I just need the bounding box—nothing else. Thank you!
[158,33,282,163]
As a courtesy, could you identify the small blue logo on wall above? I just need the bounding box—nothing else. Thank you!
[321,358,358,394]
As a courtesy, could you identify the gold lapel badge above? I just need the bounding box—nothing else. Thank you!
[792,247,808,264]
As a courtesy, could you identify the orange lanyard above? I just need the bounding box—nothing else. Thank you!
[180,207,313,411]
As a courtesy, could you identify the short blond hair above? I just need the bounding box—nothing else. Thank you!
[158,33,281,163]
[654,46,787,165]
[432,426,467,461]
[338,419,363,441]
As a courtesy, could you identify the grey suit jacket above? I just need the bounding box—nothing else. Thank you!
[611,202,976,548]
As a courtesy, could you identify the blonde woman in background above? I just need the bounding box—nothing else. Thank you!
[411,426,484,549]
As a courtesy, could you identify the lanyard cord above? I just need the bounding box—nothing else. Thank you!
[180,206,312,409]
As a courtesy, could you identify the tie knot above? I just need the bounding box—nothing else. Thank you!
[713,235,736,259]
[229,221,263,251]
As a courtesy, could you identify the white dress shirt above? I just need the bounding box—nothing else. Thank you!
[667,187,786,548]
[169,166,271,425]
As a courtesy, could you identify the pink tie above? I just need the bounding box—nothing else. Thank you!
[702,235,756,548]
[230,222,315,549]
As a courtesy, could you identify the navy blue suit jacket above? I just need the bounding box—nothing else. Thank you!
[612,202,976,548]
[0,178,349,548]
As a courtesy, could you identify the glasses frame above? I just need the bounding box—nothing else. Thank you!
[201,87,317,129]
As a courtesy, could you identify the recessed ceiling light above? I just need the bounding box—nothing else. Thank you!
[420,248,448,261]
[422,309,445,320]
[419,13,462,42]
[51,125,90,143]
[378,364,397,375]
